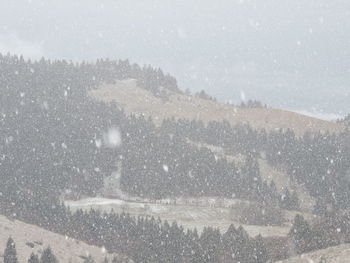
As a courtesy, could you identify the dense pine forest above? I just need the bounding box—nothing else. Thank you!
[1,53,350,262]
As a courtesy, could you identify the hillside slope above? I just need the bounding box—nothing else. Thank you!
[276,243,350,263]
[90,79,345,136]
[187,139,315,211]
[0,215,129,262]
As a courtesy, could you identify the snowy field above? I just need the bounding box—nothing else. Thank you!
[65,197,291,237]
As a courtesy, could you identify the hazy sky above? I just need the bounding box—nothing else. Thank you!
[1,0,350,116]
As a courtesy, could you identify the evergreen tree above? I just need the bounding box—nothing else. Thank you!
[199,227,222,262]
[28,253,40,263]
[254,234,268,263]
[235,226,250,262]
[314,198,327,216]
[4,237,18,263]
[222,224,238,261]
[40,247,58,263]
[290,190,300,210]
[280,188,291,209]
[83,255,95,263]
[280,188,300,210]
[288,215,312,253]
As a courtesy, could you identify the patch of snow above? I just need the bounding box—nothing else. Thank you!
[103,127,122,148]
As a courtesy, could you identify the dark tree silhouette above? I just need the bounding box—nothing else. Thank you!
[28,253,40,263]
[83,255,95,263]
[40,247,58,263]
[289,215,312,254]
[4,237,18,263]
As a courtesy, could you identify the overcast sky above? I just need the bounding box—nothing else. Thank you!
[1,0,350,117]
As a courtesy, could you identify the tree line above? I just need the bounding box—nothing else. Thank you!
[162,116,350,211]
[0,196,268,263]
[288,211,350,257]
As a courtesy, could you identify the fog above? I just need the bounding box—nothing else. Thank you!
[3,2,350,262]
[1,0,349,116]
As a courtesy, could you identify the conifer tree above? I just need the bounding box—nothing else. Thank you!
[290,190,300,210]
[4,237,18,263]
[28,253,40,263]
[288,214,312,253]
[254,234,268,263]
[83,255,95,263]
[40,247,58,263]
[314,198,327,216]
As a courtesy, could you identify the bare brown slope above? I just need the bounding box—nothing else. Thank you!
[0,215,129,263]
[90,79,345,136]
[276,243,350,263]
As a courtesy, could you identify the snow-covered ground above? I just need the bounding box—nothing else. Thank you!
[65,197,290,237]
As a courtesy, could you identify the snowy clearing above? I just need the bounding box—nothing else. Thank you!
[65,197,291,238]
